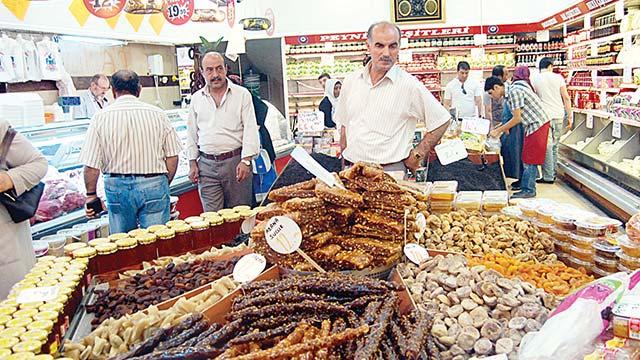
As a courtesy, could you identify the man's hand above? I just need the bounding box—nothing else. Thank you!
[188,162,199,184]
[489,128,503,139]
[84,195,105,219]
[567,114,574,129]
[403,149,422,174]
[236,161,251,182]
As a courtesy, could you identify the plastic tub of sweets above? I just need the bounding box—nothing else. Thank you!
[575,216,618,238]
[628,213,640,242]
[569,232,600,250]
[516,199,539,219]
[72,223,98,242]
[565,255,593,274]
[617,250,640,270]
[32,241,48,258]
[535,203,557,225]
[592,240,620,260]
[551,213,577,232]
[56,229,82,245]
[39,235,66,257]
[87,219,107,239]
[500,206,522,219]
[591,266,614,278]
[617,234,640,257]
[550,228,571,243]
[594,255,618,273]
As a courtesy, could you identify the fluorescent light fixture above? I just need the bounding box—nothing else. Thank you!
[58,35,127,46]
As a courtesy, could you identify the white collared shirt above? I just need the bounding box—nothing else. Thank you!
[334,64,450,165]
[75,90,108,120]
[444,78,482,118]
[531,69,566,119]
[186,82,260,161]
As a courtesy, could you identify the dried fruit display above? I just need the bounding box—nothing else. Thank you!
[398,255,558,360]
[252,163,428,271]
[420,210,556,263]
[467,253,594,297]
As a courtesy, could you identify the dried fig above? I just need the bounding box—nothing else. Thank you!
[456,333,476,351]
[461,298,478,311]
[495,338,514,354]
[473,338,493,355]
[508,316,526,330]
[480,319,503,341]
[447,305,464,318]
[458,312,474,327]
[524,318,542,332]
[432,323,448,338]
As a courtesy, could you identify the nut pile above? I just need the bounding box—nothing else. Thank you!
[86,257,239,325]
[63,276,238,359]
[467,253,594,297]
[398,255,558,360]
[421,210,556,263]
[252,162,428,271]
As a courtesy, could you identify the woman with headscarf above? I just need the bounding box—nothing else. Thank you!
[500,67,528,190]
[319,79,342,128]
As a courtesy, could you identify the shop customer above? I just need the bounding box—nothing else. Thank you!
[75,73,110,119]
[186,52,260,212]
[319,79,341,128]
[487,70,550,199]
[483,65,509,126]
[80,70,182,233]
[444,61,483,118]
[318,73,331,91]
[531,57,572,184]
[335,21,451,174]
[0,119,48,298]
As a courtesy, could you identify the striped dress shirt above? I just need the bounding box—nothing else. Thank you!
[506,81,550,136]
[79,95,183,174]
[334,64,451,165]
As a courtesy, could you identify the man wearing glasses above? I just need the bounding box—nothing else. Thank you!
[75,74,110,119]
[443,61,482,118]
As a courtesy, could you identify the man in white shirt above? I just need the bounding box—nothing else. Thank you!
[186,52,260,212]
[531,57,572,184]
[444,61,483,118]
[75,74,110,119]
[335,21,451,174]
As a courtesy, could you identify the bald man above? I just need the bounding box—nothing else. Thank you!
[186,52,260,212]
[75,74,110,119]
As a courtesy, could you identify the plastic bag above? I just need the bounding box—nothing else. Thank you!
[519,272,629,360]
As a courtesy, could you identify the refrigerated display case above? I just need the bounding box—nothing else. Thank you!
[558,109,640,220]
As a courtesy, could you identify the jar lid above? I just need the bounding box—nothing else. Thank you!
[69,258,88,266]
[64,243,87,254]
[200,212,219,218]
[614,234,637,248]
[166,220,186,228]
[38,302,62,313]
[593,240,620,253]
[24,273,43,281]
[147,224,168,233]
[115,238,138,249]
[33,311,57,322]
[50,295,68,305]
[35,280,57,288]
[575,216,614,230]
[136,233,157,245]
[223,213,241,222]
[238,209,254,219]
[27,320,53,332]
[218,208,237,216]
[88,238,110,247]
[172,224,192,233]
[53,256,72,263]
[41,273,62,281]
[19,329,48,342]
[156,228,176,239]
[203,214,224,225]
[6,352,36,359]
[128,229,149,238]
[6,319,31,329]
[33,355,55,360]
[233,205,251,212]
[253,206,266,213]
[95,243,117,255]
[37,256,56,263]
[0,315,11,326]
[72,247,97,259]
[12,309,38,320]
[108,233,129,242]
[184,216,204,224]
[190,221,209,230]
[12,340,41,353]
[0,336,19,349]
[18,302,43,311]
[0,327,26,338]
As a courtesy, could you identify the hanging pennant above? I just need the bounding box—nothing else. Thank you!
[163,0,194,25]
[1,0,30,21]
[125,11,144,31]
[83,0,125,18]
[149,12,166,34]
[69,0,91,26]
[105,13,121,29]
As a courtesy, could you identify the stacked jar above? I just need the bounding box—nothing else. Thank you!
[71,247,97,278]
[567,216,621,276]
[201,212,224,247]
[218,208,243,243]
[190,220,211,252]
[94,243,118,274]
[114,237,139,269]
[135,233,158,262]
[532,202,557,235]
[155,228,177,257]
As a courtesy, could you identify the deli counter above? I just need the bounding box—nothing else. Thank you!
[558,109,640,220]
[19,109,295,238]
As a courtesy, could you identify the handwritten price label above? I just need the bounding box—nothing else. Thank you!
[163,0,194,25]
[265,216,302,255]
[233,253,266,283]
[586,114,594,129]
[404,243,430,265]
[83,0,125,18]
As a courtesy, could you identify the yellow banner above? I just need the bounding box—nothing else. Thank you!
[125,12,144,32]
[68,0,90,27]
[148,12,165,35]
[1,0,29,21]
[105,13,121,29]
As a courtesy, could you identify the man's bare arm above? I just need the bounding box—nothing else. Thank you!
[415,120,451,156]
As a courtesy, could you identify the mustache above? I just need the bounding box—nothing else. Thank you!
[208,76,224,82]
[379,56,394,62]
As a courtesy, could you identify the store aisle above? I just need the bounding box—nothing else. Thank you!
[507,179,605,215]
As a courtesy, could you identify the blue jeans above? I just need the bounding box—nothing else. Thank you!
[521,163,538,195]
[541,118,563,181]
[104,175,170,234]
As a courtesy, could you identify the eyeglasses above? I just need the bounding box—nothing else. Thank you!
[461,83,467,95]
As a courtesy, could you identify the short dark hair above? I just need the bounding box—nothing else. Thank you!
[457,61,471,71]
[492,65,505,78]
[90,74,107,85]
[367,21,402,43]
[318,73,331,81]
[484,76,504,92]
[111,70,140,95]
[539,57,554,70]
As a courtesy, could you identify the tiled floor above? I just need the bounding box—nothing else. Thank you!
[506,178,605,215]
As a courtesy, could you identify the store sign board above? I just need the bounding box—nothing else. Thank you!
[435,139,468,166]
[83,0,125,18]
[163,0,194,25]
[540,0,616,29]
[612,121,622,138]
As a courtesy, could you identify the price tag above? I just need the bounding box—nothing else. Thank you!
[586,113,594,129]
[241,214,257,234]
[232,253,266,283]
[291,146,344,189]
[17,286,59,304]
[414,213,426,240]
[600,90,608,106]
[435,139,468,166]
[591,43,598,58]
[461,117,491,135]
[265,216,302,254]
[82,0,125,18]
[624,66,633,86]
[612,121,622,139]
[297,111,325,132]
[163,0,194,25]
[536,30,550,43]
[324,41,334,50]
[616,0,625,21]
[563,23,568,37]
[404,243,430,265]
[473,33,487,46]
[470,47,485,60]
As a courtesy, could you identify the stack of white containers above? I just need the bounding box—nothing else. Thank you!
[0,93,45,127]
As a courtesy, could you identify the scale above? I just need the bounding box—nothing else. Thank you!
[57,96,81,122]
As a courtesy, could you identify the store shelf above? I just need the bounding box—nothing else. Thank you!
[286,50,366,58]
[287,75,349,81]
[568,29,640,49]
[289,92,324,98]
[412,44,517,52]
[569,64,628,72]
[515,49,566,55]
[569,84,640,93]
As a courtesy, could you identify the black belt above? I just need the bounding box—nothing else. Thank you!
[105,173,164,178]
[199,148,242,161]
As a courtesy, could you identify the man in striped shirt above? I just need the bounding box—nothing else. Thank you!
[335,21,451,175]
[80,70,183,233]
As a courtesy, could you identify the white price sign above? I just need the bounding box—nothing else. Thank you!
[461,117,491,135]
[297,111,325,132]
[586,113,594,129]
[265,216,302,254]
[404,243,430,265]
[612,121,622,139]
[233,253,266,283]
[435,139,468,166]
[17,286,59,304]
[399,50,413,63]
[536,30,550,43]
[320,53,335,66]
[241,214,257,234]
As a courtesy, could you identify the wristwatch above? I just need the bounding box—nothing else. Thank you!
[414,151,424,161]
[241,159,251,167]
